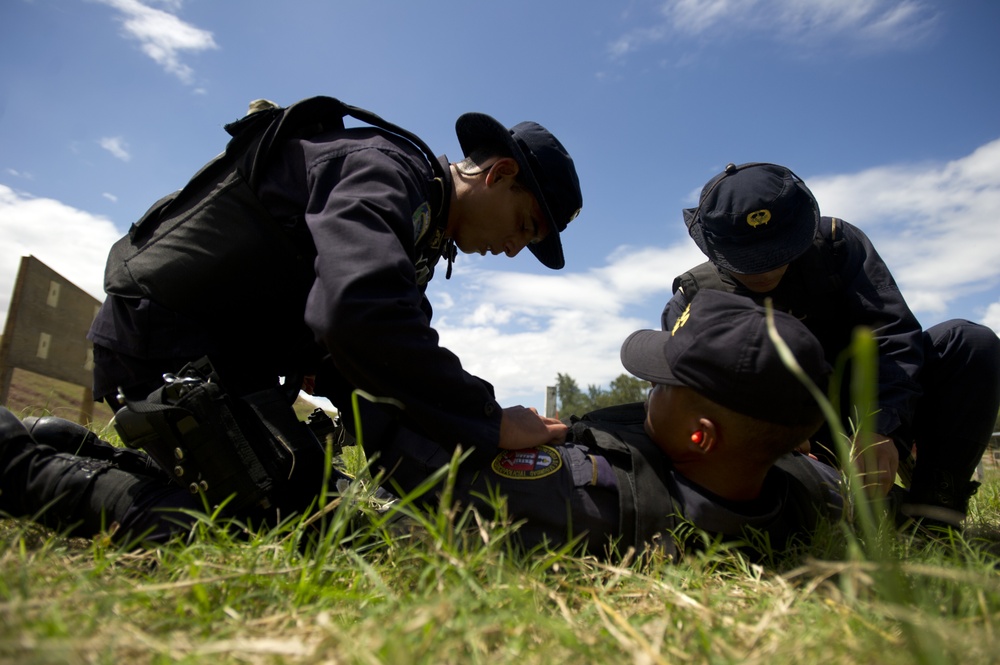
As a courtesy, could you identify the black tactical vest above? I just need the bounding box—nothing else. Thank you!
[670,218,854,359]
[103,97,450,325]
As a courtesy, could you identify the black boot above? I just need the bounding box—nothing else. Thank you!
[2,407,145,537]
[22,415,166,480]
[900,466,979,530]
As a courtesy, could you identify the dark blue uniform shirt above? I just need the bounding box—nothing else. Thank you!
[664,219,924,440]
[90,127,503,456]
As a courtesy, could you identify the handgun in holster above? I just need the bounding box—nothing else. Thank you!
[112,358,323,512]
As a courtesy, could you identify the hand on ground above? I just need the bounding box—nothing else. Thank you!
[855,432,899,498]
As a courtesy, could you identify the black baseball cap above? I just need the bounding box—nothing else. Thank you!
[684,162,820,275]
[456,113,582,270]
[620,290,830,426]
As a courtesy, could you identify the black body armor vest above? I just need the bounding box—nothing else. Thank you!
[103,97,451,326]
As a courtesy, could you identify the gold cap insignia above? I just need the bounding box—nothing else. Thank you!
[671,303,692,335]
[747,209,771,228]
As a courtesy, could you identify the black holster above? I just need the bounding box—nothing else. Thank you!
[112,359,325,512]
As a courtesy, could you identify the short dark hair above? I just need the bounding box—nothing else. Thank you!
[454,150,531,191]
[453,154,488,176]
[684,388,823,464]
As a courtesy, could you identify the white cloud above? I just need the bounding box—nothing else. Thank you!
[0,186,119,324]
[612,0,937,58]
[807,137,1000,319]
[102,192,119,203]
[984,302,1000,337]
[428,242,705,408]
[96,0,218,84]
[664,0,758,36]
[465,303,513,327]
[99,136,131,162]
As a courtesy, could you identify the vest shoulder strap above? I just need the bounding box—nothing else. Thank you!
[243,96,447,190]
[243,97,454,279]
[671,216,844,300]
[795,216,845,296]
[570,402,682,557]
[671,261,728,300]
[131,96,446,242]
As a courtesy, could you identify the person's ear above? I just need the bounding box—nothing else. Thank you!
[688,418,717,455]
[486,157,520,186]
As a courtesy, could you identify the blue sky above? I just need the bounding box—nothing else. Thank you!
[1,0,999,411]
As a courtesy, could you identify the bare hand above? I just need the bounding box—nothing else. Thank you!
[498,406,568,450]
[854,432,899,498]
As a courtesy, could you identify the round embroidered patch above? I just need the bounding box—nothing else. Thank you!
[491,445,563,480]
[412,201,432,243]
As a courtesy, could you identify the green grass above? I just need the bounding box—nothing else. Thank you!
[4,327,1000,665]
[1,367,116,431]
[3,439,1000,664]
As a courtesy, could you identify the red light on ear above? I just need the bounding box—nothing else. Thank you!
[690,431,703,444]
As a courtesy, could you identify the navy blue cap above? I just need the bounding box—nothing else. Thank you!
[620,290,830,426]
[684,162,819,275]
[456,113,582,270]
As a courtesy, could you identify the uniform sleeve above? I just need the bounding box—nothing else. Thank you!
[298,140,502,453]
[836,222,924,438]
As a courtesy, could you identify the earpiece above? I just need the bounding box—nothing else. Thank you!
[690,431,703,444]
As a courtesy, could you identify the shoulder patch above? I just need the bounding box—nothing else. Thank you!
[491,445,563,480]
[412,201,432,244]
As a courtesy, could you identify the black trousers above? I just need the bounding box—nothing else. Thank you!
[813,320,1000,483]
[0,406,331,543]
[913,320,1000,480]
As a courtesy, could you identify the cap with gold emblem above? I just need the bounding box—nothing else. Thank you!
[620,290,830,426]
[682,162,820,275]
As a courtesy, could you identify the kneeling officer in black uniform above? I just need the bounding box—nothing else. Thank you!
[0,97,582,536]
[666,162,1000,529]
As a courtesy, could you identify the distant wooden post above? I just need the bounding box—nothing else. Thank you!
[544,386,557,419]
[0,356,12,409]
[0,257,29,407]
[0,256,101,424]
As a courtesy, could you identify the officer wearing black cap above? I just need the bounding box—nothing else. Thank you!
[0,98,582,537]
[0,290,842,556]
[87,99,582,452]
[666,162,1000,530]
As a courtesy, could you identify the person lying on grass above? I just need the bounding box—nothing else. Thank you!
[370,288,846,561]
